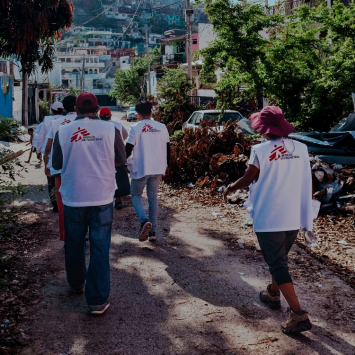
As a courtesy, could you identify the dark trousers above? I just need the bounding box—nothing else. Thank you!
[63,203,113,305]
[47,176,58,209]
[256,230,299,286]
[114,165,130,198]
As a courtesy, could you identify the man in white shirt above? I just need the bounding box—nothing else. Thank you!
[126,101,170,242]
[37,101,64,212]
[52,93,126,315]
[99,107,129,210]
[43,95,77,242]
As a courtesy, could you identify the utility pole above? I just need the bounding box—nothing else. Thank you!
[186,0,193,83]
[145,25,151,96]
[81,54,85,92]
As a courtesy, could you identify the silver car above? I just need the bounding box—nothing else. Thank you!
[182,110,257,135]
[127,107,137,122]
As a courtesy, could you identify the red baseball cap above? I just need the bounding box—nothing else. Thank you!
[76,92,98,109]
[100,107,112,118]
[249,106,295,136]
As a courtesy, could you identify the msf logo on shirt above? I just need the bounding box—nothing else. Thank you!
[269,145,287,161]
[142,123,160,133]
[61,119,72,125]
[71,127,90,142]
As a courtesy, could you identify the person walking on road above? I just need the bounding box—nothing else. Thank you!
[37,101,64,212]
[99,107,130,210]
[223,106,313,334]
[52,93,126,315]
[43,95,77,242]
[126,101,170,242]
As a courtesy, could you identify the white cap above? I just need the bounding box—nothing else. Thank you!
[51,102,64,111]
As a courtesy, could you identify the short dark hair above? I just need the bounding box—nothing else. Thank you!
[266,133,289,140]
[135,101,152,116]
[63,95,77,113]
[28,128,34,133]
[52,108,64,115]
[77,106,99,114]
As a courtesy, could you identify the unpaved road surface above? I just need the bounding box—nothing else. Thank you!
[3,140,355,355]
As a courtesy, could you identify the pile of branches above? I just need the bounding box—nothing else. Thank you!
[169,120,257,190]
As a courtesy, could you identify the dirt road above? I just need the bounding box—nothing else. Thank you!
[2,126,355,355]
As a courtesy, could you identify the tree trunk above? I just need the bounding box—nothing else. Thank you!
[22,73,28,127]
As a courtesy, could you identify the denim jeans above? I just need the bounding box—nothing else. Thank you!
[63,203,113,305]
[131,175,161,232]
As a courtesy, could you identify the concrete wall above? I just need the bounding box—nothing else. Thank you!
[13,83,22,122]
[198,23,216,51]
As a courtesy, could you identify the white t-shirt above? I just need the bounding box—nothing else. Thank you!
[126,119,170,179]
[39,115,63,154]
[109,120,128,141]
[244,139,313,232]
[46,112,77,175]
[32,122,44,150]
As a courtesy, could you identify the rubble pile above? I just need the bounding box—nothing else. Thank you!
[311,158,355,214]
[169,120,257,191]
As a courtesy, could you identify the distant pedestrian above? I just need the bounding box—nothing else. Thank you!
[43,95,77,242]
[126,101,170,242]
[25,128,34,163]
[52,93,126,315]
[99,107,130,210]
[223,106,313,334]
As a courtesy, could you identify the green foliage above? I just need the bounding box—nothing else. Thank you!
[170,130,185,141]
[68,85,82,96]
[38,100,50,121]
[0,150,28,237]
[0,117,22,142]
[200,0,355,131]
[110,48,160,105]
[152,66,196,132]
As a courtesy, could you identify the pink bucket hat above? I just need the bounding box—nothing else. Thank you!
[249,106,295,136]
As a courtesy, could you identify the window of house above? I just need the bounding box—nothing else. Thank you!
[90,58,94,63]
[94,69,98,74]
[86,58,89,63]
[176,41,186,53]
[193,39,198,45]
[89,69,93,74]
[60,58,65,62]
[66,58,71,62]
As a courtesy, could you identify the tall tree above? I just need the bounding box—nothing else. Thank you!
[0,0,74,124]
[199,0,355,131]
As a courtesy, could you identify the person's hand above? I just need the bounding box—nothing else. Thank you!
[125,167,130,174]
[223,185,233,202]
[45,167,51,177]
[37,153,42,160]
[164,167,170,177]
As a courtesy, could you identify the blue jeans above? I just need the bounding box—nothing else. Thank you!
[63,203,113,305]
[131,175,161,232]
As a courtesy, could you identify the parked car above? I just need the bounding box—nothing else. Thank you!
[182,110,257,135]
[127,107,137,122]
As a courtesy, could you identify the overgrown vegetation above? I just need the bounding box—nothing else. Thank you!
[0,118,22,142]
[199,0,355,131]
[151,67,197,133]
